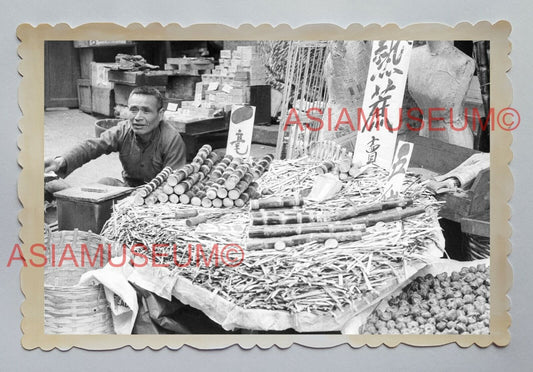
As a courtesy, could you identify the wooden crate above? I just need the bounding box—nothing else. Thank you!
[90,62,115,88]
[77,79,92,113]
[91,86,115,117]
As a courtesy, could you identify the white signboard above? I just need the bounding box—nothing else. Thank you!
[226,105,256,159]
[166,102,178,111]
[383,141,414,200]
[353,40,413,170]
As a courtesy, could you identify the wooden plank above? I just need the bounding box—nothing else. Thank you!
[76,79,92,113]
[469,168,490,216]
[402,133,479,174]
[78,48,94,79]
[461,212,490,238]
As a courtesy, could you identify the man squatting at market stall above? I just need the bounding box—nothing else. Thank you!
[44,86,186,189]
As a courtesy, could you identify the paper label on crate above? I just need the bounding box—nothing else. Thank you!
[353,40,413,170]
[221,83,234,94]
[194,82,204,102]
[226,105,255,159]
[166,102,179,111]
[383,141,414,200]
[207,82,219,91]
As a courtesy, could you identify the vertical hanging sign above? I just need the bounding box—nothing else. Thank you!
[353,40,413,170]
[226,105,256,159]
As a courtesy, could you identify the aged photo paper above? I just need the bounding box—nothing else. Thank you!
[17,22,512,350]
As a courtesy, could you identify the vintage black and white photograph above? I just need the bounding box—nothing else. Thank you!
[41,39,492,336]
[40,37,493,337]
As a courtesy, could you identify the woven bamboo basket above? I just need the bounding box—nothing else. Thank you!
[44,229,116,334]
[463,233,490,261]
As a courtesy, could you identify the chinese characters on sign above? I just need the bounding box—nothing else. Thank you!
[226,105,256,158]
[353,40,413,170]
[383,141,414,199]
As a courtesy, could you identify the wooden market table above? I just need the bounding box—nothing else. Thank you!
[167,116,229,161]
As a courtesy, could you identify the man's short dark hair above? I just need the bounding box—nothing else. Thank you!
[129,86,164,110]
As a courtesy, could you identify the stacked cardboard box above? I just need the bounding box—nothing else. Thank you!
[163,100,217,122]
[163,47,267,121]
[164,57,214,75]
[198,46,268,108]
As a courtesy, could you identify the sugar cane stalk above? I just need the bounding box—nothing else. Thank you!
[248,221,366,238]
[250,195,304,210]
[332,198,413,221]
[247,230,364,250]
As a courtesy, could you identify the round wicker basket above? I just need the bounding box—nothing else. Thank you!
[44,229,116,334]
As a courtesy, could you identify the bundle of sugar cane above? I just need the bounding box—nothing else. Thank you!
[251,154,274,179]
[167,163,198,187]
[175,161,226,205]
[200,152,220,175]
[133,166,173,205]
[174,169,207,195]
[227,172,255,200]
[224,162,252,190]
[191,144,212,166]
[206,158,242,203]
[144,149,221,205]
[209,155,233,180]
[166,146,217,187]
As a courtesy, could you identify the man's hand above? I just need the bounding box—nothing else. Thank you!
[44,156,66,174]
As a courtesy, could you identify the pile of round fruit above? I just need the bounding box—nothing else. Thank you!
[361,264,490,335]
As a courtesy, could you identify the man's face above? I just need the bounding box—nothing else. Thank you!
[127,94,163,136]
